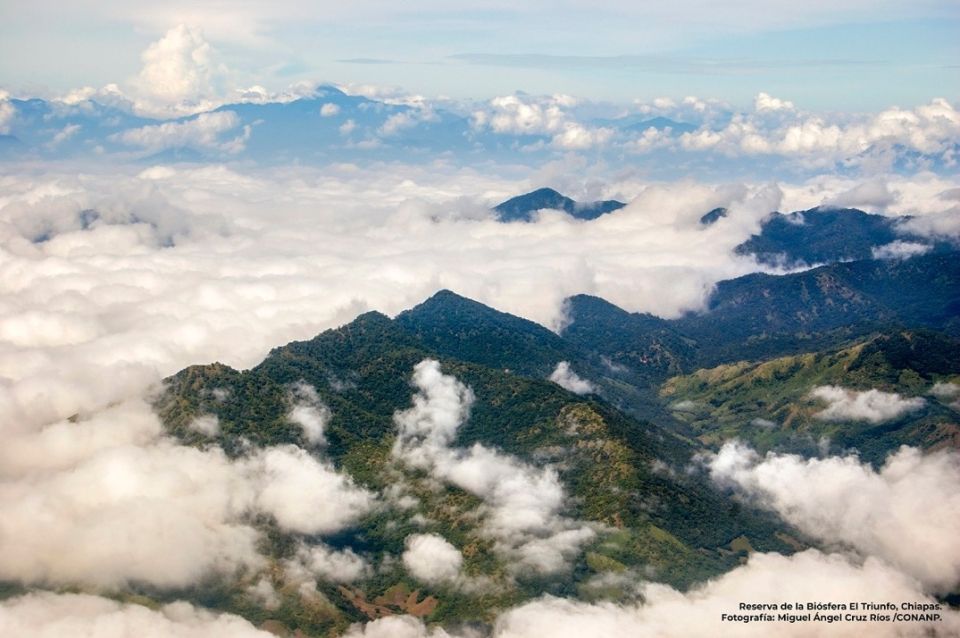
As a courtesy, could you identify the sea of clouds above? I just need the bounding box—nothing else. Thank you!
[1,156,959,635]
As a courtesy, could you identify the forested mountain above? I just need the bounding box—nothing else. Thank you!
[143,247,960,634]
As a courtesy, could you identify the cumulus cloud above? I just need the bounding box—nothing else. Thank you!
[402,533,464,584]
[0,393,373,589]
[0,592,273,638]
[320,102,341,117]
[549,361,596,395]
[809,386,926,423]
[254,445,375,535]
[342,615,458,638]
[111,111,249,154]
[930,382,960,400]
[754,92,794,112]
[286,542,371,584]
[0,91,14,135]
[678,98,960,166]
[472,94,612,150]
[871,240,932,260]
[0,420,262,588]
[392,360,596,574]
[287,381,331,446]
[131,24,229,117]
[492,550,960,638]
[708,442,960,590]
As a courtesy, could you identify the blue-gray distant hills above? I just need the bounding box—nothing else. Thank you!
[493,187,626,222]
[736,207,957,266]
[495,188,959,264]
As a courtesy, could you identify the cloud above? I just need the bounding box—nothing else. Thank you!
[492,550,960,638]
[320,103,341,117]
[3,163,954,445]
[48,123,82,147]
[0,592,274,638]
[548,361,595,395]
[754,92,794,112]
[187,413,220,436]
[0,91,14,135]
[0,413,263,588]
[285,542,371,584]
[392,360,596,574]
[677,98,960,166]
[870,240,932,260]
[254,445,375,535]
[930,382,960,400]
[287,381,331,446]
[342,615,459,638]
[822,179,898,210]
[111,111,248,154]
[809,386,926,423]
[131,24,228,117]
[0,394,373,589]
[472,94,612,150]
[708,442,960,590]
[402,533,464,584]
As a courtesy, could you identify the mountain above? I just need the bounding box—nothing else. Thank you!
[493,188,626,222]
[699,207,728,225]
[145,257,960,634]
[591,115,696,136]
[678,250,960,363]
[662,330,960,463]
[564,251,960,376]
[154,298,798,634]
[735,207,956,266]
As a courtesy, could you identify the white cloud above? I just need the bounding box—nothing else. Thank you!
[246,578,281,609]
[111,111,248,154]
[48,123,81,147]
[809,386,926,423]
[0,418,263,588]
[6,164,950,444]
[0,393,373,589]
[871,240,932,260]
[675,98,960,167]
[287,381,331,446]
[754,92,794,112]
[0,592,273,638]
[549,361,595,395]
[254,445,375,535]
[342,615,458,638]
[320,103,341,117]
[472,94,612,150]
[187,413,220,436]
[492,550,960,638]
[930,382,960,400]
[708,442,960,590]
[402,533,464,584]
[286,542,371,584]
[0,90,14,135]
[392,360,596,573]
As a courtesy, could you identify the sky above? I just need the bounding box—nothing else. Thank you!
[0,0,958,109]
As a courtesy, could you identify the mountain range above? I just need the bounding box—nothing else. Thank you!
[141,244,959,635]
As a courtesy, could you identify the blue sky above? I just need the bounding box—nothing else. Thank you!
[0,1,957,109]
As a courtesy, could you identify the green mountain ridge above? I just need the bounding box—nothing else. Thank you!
[140,250,959,635]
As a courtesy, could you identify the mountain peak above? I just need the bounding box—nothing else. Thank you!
[493,188,625,223]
